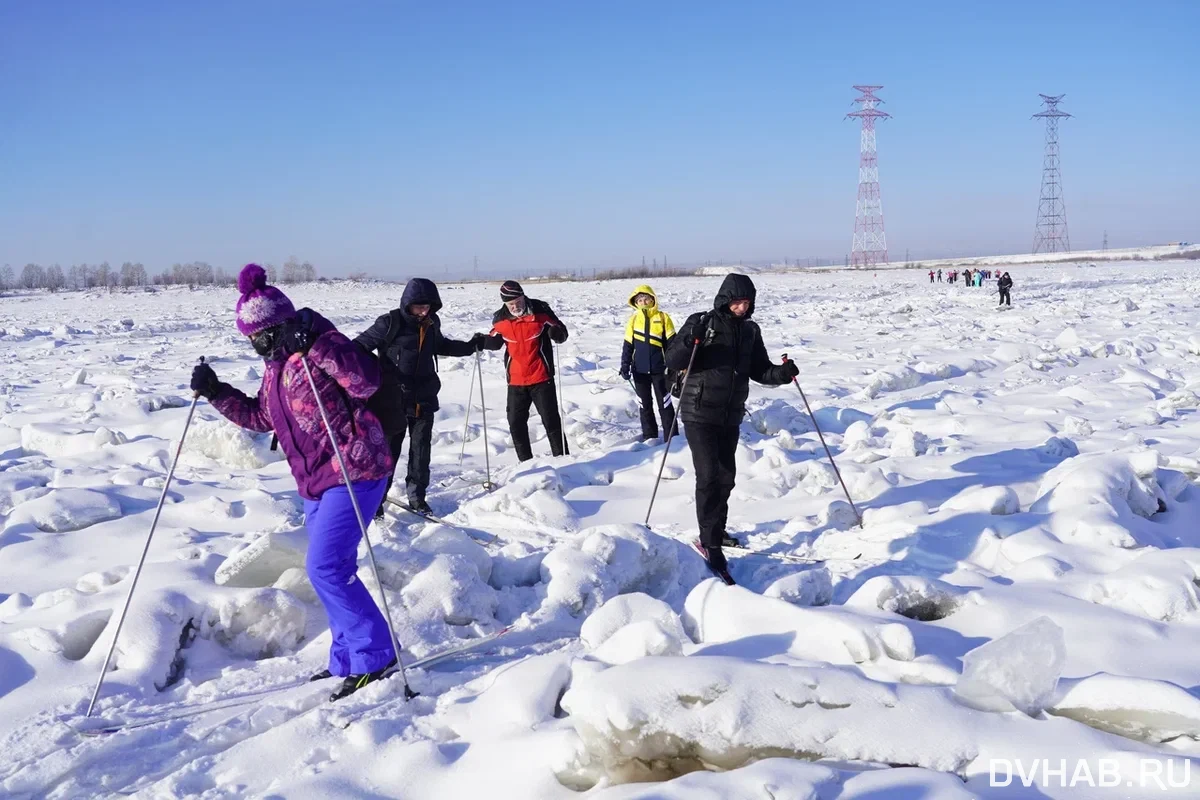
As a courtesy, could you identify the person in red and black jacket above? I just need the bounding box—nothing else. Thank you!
[480,280,569,461]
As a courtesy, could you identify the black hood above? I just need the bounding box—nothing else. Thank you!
[400,278,443,316]
[713,273,757,318]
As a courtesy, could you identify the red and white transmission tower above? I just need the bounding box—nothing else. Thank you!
[846,85,891,267]
[1031,94,1071,254]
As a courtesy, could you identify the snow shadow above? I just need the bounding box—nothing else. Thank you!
[691,632,798,661]
[0,646,35,699]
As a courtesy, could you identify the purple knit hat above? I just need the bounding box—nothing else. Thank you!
[235,264,296,336]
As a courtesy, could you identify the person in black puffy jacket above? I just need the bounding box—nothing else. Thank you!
[355,278,487,516]
[998,272,1013,307]
[664,273,797,579]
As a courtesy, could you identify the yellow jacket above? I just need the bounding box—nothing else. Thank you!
[621,285,676,375]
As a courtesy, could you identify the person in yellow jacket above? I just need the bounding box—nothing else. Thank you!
[619,285,677,441]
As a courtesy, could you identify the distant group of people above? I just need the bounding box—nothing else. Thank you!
[189,265,789,698]
[927,267,1014,305]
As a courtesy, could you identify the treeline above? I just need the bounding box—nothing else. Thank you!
[0,258,319,292]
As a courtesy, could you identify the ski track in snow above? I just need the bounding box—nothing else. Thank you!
[3,261,1200,798]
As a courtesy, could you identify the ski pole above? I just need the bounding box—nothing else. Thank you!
[86,357,204,717]
[645,338,701,526]
[474,349,495,491]
[300,356,416,699]
[554,341,569,456]
[458,353,478,467]
[626,377,645,411]
[782,353,863,529]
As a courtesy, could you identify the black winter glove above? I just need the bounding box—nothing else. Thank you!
[191,363,221,399]
[469,332,488,352]
[282,312,314,356]
[781,359,799,379]
[688,313,715,347]
[619,364,631,381]
[549,324,568,344]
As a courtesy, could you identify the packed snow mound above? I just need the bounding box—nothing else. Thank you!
[94,589,204,694]
[179,418,277,469]
[763,567,833,607]
[1062,415,1093,437]
[440,652,573,740]
[411,525,493,583]
[0,472,51,515]
[581,593,690,652]
[14,487,122,532]
[1078,553,1200,622]
[590,619,689,664]
[538,525,707,620]
[205,587,307,659]
[888,427,930,457]
[856,366,923,400]
[61,368,89,387]
[845,576,969,622]
[272,566,317,604]
[468,467,580,532]
[954,616,1066,716]
[135,393,190,414]
[401,553,499,628]
[817,499,860,530]
[20,423,127,457]
[684,581,915,664]
[215,527,309,588]
[747,399,813,436]
[940,485,1020,515]
[15,608,113,661]
[1036,435,1080,461]
[556,656,984,788]
[1031,453,1167,536]
[1048,672,1200,743]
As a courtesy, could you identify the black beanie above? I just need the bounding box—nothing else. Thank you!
[500,280,524,301]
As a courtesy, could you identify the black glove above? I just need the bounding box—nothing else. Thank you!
[469,332,488,352]
[549,324,568,344]
[619,364,631,381]
[191,363,221,399]
[282,317,313,356]
[690,313,715,347]
[781,359,799,379]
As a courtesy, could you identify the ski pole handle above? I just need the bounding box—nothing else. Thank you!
[192,355,206,399]
[782,352,797,384]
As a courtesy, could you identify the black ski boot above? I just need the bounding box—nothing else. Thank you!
[329,658,399,702]
[720,534,742,549]
[693,540,736,585]
[310,668,333,682]
[408,499,434,516]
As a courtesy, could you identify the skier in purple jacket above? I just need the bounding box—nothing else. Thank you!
[191,264,398,700]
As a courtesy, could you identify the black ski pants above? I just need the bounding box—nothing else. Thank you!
[507,380,564,461]
[999,288,1011,306]
[382,412,434,508]
[633,371,676,440]
[685,421,741,549]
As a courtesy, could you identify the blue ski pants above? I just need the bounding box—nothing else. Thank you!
[303,478,395,675]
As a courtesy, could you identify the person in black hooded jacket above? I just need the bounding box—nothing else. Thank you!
[664,273,798,581]
[355,278,488,516]
[997,272,1013,307]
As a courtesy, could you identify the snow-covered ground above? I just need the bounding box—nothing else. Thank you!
[2,261,1200,798]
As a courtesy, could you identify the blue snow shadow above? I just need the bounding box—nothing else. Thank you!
[0,645,35,699]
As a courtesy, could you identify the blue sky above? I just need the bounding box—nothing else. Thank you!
[1,1,1196,278]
